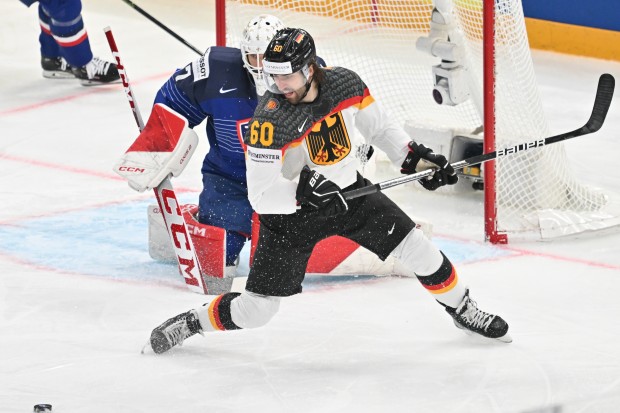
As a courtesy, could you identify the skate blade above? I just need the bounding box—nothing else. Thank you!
[454,321,513,344]
[80,78,122,86]
[42,71,75,79]
[140,340,153,355]
[494,333,512,343]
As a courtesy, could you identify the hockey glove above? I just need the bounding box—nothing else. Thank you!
[400,141,458,191]
[296,166,348,217]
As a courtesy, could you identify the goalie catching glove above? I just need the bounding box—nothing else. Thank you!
[296,166,348,217]
[114,104,198,192]
[400,141,458,191]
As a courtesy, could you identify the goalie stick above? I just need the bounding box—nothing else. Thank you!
[104,27,210,295]
[120,0,203,56]
[343,73,615,200]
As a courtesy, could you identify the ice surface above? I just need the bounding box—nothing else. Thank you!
[1,1,620,412]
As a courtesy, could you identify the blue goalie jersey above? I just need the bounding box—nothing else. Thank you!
[154,46,256,183]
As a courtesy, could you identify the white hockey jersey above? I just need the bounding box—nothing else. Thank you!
[243,66,412,215]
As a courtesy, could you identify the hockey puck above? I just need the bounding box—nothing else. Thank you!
[33,404,52,412]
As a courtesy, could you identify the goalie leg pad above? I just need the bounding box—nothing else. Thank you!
[148,204,230,279]
[183,205,226,279]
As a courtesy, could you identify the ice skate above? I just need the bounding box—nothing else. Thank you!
[41,56,74,79]
[446,289,512,343]
[146,309,203,354]
[71,57,121,86]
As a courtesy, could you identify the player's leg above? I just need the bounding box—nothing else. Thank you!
[39,0,92,68]
[39,0,120,84]
[148,291,281,354]
[37,2,73,78]
[198,172,253,268]
[390,229,510,342]
[147,210,325,353]
[340,177,511,342]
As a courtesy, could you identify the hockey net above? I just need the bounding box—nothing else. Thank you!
[218,0,620,241]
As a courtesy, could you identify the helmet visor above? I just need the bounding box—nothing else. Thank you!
[262,62,310,94]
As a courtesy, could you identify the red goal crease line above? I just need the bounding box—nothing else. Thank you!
[438,232,620,272]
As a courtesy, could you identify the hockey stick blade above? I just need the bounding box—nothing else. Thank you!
[343,73,615,200]
[580,73,613,133]
[546,73,614,145]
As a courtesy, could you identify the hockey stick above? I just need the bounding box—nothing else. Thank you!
[121,0,203,56]
[104,27,211,295]
[343,73,615,200]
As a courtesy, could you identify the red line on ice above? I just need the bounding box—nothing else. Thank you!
[437,232,620,271]
[0,72,169,117]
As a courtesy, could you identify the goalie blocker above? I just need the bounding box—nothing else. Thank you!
[114,103,198,192]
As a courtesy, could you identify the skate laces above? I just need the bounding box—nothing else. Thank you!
[161,312,203,347]
[162,318,193,347]
[85,57,110,79]
[458,297,494,331]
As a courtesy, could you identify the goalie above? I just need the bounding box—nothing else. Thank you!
[117,15,288,285]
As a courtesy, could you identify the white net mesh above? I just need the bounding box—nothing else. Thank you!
[224,0,620,239]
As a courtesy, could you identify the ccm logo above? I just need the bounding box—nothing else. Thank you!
[187,223,206,237]
[118,166,145,173]
[179,144,193,165]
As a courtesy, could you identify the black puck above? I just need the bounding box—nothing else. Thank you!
[34,404,52,412]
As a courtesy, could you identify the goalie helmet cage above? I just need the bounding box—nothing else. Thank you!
[216,0,620,242]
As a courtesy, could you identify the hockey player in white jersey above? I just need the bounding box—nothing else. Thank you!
[145,28,511,354]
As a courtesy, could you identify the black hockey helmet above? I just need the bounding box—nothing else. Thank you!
[262,28,316,76]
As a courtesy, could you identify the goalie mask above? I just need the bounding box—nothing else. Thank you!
[262,28,316,95]
[240,14,284,96]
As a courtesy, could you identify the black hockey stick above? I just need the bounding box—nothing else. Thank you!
[343,73,615,200]
[121,0,203,56]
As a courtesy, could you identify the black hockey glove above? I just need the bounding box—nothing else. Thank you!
[296,166,348,217]
[400,141,458,191]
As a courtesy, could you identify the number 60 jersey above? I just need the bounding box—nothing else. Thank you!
[243,66,413,215]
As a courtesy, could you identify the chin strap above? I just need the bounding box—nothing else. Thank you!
[298,76,314,101]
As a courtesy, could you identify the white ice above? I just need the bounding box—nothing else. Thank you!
[1,1,620,412]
